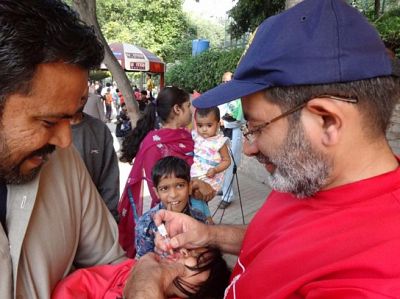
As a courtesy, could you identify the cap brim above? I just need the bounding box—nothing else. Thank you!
[193,79,270,108]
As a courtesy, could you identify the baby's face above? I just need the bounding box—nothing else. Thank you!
[196,113,219,138]
[155,175,190,213]
[165,248,211,298]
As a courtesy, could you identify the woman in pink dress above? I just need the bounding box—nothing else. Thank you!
[118,86,215,257]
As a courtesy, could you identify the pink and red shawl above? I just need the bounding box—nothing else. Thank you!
[118,128,194,257]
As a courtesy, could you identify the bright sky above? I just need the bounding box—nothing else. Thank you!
[182,0,235,19]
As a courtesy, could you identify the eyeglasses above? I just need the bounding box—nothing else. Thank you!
[241,95,358,144]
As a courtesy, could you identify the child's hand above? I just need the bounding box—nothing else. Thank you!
[206,168,216,178]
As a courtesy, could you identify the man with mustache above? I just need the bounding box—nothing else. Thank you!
[0,1,126,298]
[125,0,400,298]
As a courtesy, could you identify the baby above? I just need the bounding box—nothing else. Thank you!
[135,156,213,258]
[191,107,231,193]
[52,247,231,299]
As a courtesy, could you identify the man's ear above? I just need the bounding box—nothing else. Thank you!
[305,98,344,146]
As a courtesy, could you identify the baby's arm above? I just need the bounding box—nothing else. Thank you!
[206,143,231,178]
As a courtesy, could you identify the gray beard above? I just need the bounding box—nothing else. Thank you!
[264,123,332,198]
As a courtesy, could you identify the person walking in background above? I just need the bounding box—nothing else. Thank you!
[146,73,155,98]
[101,82,112,97]
[118,86,215,258]
[83,90,106,122]
[112,88,120,115]
[104,87,113,122]
[117,88,125,106]
[70,89,120,221]
[218,71,245,208]
[137,90,148,112]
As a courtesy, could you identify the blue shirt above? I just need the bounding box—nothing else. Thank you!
[135,198,211,258]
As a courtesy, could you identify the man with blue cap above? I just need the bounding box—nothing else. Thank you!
[125,0,400,297]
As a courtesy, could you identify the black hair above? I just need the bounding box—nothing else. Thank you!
[141,90,148,95]
[151,156,191,187]
[120,86,190,163]
[0,0,104,111]
[267,76,400,138]
[173,247,231,299]
[196,107,220,122]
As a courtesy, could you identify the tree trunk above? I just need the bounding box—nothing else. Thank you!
[374,0,381,17]
[285,0,303,9]
[72,0,140,126]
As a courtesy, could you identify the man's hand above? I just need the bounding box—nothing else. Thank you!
[191,178,216,202]
[123,253,185,299]
[153,210,211,253]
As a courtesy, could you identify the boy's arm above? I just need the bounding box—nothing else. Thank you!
[206,143,231,177]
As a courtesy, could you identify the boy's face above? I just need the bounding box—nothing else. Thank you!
[154,175,191,213]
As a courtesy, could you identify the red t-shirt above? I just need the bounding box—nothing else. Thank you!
[52,259,135,299]
[226,167,400,298]
[118,91,125,105]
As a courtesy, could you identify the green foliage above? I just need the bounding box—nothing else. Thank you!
[228,0,285,39]
[374,8,400,55]
[186,14,225,48]
[165,47,244,93]
[89,70,111,81]
[96,0,191,62]
[352,0,400,56]
[228,0,400,56]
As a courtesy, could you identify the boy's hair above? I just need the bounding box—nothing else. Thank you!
[196,107,220,122]
[152,156,191,187]
[173,247,231,299]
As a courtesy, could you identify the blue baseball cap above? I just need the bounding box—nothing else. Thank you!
[193,0,396,108]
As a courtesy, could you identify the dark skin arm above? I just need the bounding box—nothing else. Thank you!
[206,143,231,177]
[191,178,216,202]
